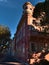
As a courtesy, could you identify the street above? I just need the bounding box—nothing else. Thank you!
[0,55,24,65]
[0,62,23,65]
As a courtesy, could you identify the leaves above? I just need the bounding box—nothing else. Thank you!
[0,25,11,53]
[0,25,11,39]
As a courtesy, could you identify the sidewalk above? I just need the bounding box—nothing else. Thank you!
[0,57,5,62]
[14,57,29,65]
[0,54,29,65]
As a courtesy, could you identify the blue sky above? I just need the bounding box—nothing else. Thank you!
[0,0,45,38]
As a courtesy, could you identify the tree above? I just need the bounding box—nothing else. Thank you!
[0,25,11,53]
[33,2,45,18]
[33,1,49,33]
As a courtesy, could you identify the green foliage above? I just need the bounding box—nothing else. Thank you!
[33,2,45,18]
[0,25,11,53]
[33,1,49,33]
[0,25,11,39]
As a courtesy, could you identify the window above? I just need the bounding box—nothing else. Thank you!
[22,22,25,28]
[45,43,48,48]
[23,23,25,28]
[33,20,39,26]
[33,20,36,24]
[16,38,19,43]
[28,26,31,30]
[32,27,35,30]
[22,44,25,53]
[23,28,25,37]
[31,43,36,52]
[28,26,35,31]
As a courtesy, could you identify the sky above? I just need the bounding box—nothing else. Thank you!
[0,0,45,38]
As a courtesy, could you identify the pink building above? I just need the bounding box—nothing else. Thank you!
[14,2,49,63]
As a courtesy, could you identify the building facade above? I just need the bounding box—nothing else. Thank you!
[14,1,49,63]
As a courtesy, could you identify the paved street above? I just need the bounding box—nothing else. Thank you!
[0,55,24,65]
[0,62,23,65]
